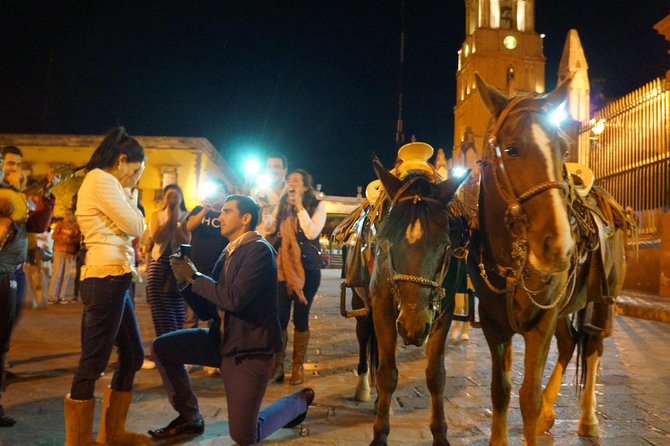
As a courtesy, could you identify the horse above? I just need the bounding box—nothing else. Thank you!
[468,73,634,445]
[368,159,469,446]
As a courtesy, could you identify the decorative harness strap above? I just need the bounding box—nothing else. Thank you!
[383,177,452,324]
[476,97,575,332]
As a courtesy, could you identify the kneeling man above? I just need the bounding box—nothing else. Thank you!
[150,195,314,445]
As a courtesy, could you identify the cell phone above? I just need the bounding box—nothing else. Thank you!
[179,244,192,259]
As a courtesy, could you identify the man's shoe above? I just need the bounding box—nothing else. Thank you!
[284,387,315,428]
[148,416,204,439]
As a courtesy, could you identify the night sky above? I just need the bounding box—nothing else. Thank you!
[1,1,668,196]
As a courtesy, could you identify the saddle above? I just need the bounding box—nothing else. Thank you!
[570,187,624,296]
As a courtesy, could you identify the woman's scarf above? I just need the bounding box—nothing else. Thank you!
[277,213,307,303]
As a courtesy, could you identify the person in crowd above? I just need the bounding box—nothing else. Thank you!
[150,194,314,444]
[146,184,189,337]
[23,227,52,309]
[64,127,150,445]
[49,208,81,304]
[2,146,57,320]
[253,153,288,241]
[179,178,228,358]
[0,146,58,427]
[450,274,472,342]
[263,169,326,385]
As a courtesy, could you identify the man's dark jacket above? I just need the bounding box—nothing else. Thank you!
[181,232,282,357]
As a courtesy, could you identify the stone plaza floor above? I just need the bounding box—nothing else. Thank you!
[2,269,670,445]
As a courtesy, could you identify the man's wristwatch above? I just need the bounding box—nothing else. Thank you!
[188,272,201,284]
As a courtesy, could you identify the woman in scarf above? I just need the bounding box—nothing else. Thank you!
[263,169,326,385]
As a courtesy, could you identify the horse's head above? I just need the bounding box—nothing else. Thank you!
[373,159,469,346]
[475,73,573,274]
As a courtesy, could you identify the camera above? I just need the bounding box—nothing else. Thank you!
[179,244,192,259]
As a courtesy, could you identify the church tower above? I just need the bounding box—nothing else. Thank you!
[558,29,590,124]
[453,0,545,169]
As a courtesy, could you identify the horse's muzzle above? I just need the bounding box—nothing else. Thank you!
[397,321,431,347]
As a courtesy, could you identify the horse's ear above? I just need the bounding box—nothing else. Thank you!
[545,77,571,109]
[373,159,401,200]
[475,72,508,118]
[435,169,471,205]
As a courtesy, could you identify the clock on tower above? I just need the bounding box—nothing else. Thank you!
[453,0,546,169]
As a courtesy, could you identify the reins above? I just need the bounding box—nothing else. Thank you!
[475,97,574,331]
[382,176,454,325]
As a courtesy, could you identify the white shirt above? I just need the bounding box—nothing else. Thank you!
[262,201,327,241]
[76,169,146,280]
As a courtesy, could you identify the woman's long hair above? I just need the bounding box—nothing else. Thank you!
[160,184,188,212]
[85,127,145,171]
[274,169,320,234]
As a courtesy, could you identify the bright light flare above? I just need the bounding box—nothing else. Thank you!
[243,158,260,176]
[591,118,606,135]
[256,174,272,190]
[549,102,568,127]
[451,166,468,178]
[201,180,221,199]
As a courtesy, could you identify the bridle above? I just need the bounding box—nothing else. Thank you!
[476,96,576,330]
[381,176,453,319]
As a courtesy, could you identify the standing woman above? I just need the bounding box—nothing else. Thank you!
[65,127,150,445]
[264,169,326,385]
[146,184,189,337]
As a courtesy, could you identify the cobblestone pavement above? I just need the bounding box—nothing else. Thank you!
[2,269,670,445]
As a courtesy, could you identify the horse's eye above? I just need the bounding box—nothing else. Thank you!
[504,146,519,157]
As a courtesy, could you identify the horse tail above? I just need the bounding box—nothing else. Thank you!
[573,312,589,394]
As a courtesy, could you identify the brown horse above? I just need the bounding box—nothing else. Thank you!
[369,159,469,446]
[469,73,633,445]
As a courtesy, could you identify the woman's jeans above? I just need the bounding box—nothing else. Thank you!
[70,274,144,400]
[278,269,321,332]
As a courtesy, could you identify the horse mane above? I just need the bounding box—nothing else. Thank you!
[376,172,469,246]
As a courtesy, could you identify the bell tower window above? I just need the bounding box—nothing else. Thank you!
[501,4,513,29]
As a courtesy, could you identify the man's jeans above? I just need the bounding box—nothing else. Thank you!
[70,274,144,400]
[152,328,221,420]
[153,329,309,444]
[0,273,17,392]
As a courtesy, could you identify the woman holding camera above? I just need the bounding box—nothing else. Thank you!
[65,127,150,445]
[263,169,326,385]
[146,184,189,338]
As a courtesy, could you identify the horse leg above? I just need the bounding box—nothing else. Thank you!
[539,316,576,433]
[369,296,398,446]
[425,318,451,446]
[354,289,372,402]
[520,320,556,446]
[485,336,513,446]
[578,333,603,437]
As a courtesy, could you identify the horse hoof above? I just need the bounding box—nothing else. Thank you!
[577,422,599,437]
[537,415,555,434]
[355,373,371,402]
[354,388,371,402]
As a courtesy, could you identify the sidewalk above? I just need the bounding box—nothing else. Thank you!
[617,289,670,324]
